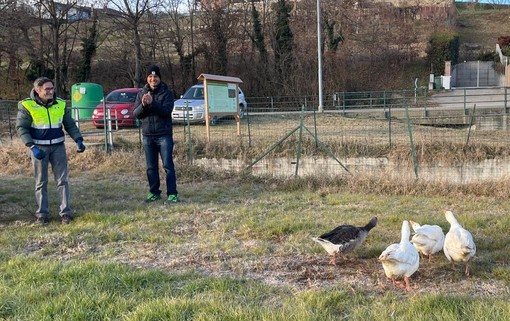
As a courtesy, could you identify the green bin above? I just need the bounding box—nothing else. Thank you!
[71,83,103,120]
[433,76,443,90]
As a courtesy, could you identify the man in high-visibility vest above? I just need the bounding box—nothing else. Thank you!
[16,77,86,225]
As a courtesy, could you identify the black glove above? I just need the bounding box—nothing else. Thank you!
[76,139,86,153]
[30,146,46,160]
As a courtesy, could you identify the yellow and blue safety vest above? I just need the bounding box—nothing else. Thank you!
[21,99,66,145]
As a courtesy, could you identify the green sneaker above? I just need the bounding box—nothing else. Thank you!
[144,192,161,203]
[164,194,179,205]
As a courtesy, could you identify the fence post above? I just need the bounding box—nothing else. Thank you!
[106,106,113,151]
[74,107,80,129]
[383,90,387,118]
[504,87,508,114]
[342,92,346,115]
[477,60,480,88]
[7,103,14,140]
[463,88,468,116]
[103,100,108,152]
[246,101,252,148]
[138,123,142,147]
[388,103,392,149]
[186,102,193,165]
[404,99,418,179]
[424,88,429,117]
[313,108,318,148]
[294,105,305,177]
[465,104,476,148]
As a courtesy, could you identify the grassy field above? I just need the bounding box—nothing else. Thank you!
[456,3,510,58]
[1,139,509,320]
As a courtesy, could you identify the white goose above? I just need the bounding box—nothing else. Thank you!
[443,210,476,276]
[409,220,445,262]
[379,220,420,292]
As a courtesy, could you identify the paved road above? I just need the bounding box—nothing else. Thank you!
[427,87,509,111]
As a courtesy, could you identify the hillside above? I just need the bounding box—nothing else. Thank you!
[455,3,510,60]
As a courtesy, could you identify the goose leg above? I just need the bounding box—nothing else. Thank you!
[329,252,337,266]
[404,276,412,292]
[393,279,405,289]
[464,261,471,276]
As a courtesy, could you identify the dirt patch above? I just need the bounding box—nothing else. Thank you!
[94,241,510,297]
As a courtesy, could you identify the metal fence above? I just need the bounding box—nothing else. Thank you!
[2,87,510,182]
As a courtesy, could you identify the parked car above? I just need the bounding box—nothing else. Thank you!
[92,88,140,128]
[172,84,247,124]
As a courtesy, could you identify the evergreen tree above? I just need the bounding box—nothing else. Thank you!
[251,1,267,60]
[324,16,343,52]
[211,8,227,75]
[274,0,294,85]
[427,31,459,74]
[250,1,269,94]
[26,59,54,83]
[77,20,98,82]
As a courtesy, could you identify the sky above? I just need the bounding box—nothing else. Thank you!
[456,0,510,3]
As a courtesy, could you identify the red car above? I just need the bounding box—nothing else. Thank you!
[92,88,140,128]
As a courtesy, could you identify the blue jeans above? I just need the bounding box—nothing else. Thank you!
[143,134,177,196]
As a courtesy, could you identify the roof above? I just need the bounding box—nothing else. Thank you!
[197,74,243,84]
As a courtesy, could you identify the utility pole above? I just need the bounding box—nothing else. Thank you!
[317,0,324,113]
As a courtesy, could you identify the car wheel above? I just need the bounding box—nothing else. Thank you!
[210,116,218,126]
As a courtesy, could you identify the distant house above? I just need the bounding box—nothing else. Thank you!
[37,1,125,22]
[67,5,92,21]
[31,1,92,21]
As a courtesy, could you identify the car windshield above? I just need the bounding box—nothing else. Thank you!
[181,87,204,99]
[105,91,137,103]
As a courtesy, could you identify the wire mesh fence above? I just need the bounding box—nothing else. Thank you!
[2,87,510,182]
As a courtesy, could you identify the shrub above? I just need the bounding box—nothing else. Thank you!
[496,35,510,56]
[476,50,498,62]
[427,31,460,74]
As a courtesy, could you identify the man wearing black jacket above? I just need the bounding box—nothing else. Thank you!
[133,65,179,204]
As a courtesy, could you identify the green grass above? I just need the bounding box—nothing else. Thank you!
[1,167,510,320]
[1,258,509,321]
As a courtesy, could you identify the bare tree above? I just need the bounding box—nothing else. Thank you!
[100,0,160,87]
[160,0,197,94]
[0,1,34,98]
[32,1,85,97]
[0,1,85,98]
